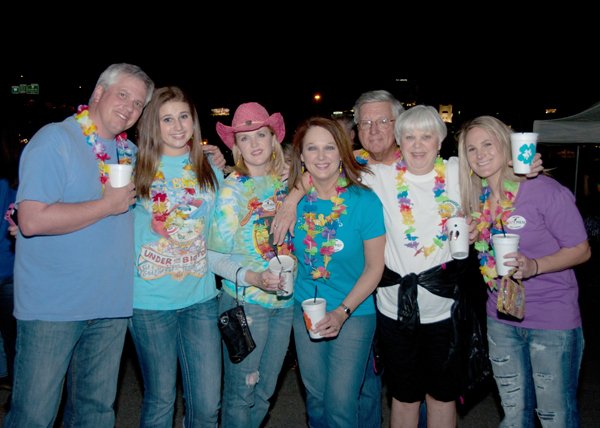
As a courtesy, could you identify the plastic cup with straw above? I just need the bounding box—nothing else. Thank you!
[493,219,520,276]
[302,284,326,339]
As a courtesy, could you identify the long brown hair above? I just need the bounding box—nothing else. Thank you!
[135,86,218,198]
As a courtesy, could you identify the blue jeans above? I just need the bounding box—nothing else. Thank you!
[0,278,15,383]
[4,318,128,428]
[487,317,584,428]
[293,303,375,428]
[220,292,293,428]
[358,345,382,428]
[129,299,221,428]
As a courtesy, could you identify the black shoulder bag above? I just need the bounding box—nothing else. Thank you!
[218,268,256,364]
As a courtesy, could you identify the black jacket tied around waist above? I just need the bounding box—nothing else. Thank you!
[378,260,465,329]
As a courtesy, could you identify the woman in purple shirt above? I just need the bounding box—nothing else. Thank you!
[457,116,591,428]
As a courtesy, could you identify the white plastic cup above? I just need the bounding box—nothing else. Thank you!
[510,132,538,174]
[301,298,326,339]
[447,216,469,260]
[492,233,520,276]
[108,164,133,188]
[268,255,295,297]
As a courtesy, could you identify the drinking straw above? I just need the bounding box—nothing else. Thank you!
[313,285,318,303]
[500,219,507,237]
[271,223,282,265]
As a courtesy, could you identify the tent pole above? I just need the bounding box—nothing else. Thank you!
[574,145,580,197]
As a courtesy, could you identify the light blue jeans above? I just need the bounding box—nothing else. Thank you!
[4,318,128,428]
[129,298,221,428]
[293,303,375,428]
[220,292,293,428]
[358,345,382,428]
[487,317,584,428]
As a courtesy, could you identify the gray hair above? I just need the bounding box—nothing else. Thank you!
[394,105,447,143]
[352,89,405,124]
[92,63,155,106]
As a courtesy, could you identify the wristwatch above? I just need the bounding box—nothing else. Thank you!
[341,304,352,317]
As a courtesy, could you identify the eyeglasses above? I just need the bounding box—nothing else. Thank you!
[357,118,395,130]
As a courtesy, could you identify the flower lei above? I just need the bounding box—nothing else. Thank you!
[300,175,348,280]
[151,157,197,232]
[396,155,450,256]
[75,105,128,188]
[238,173,285,200]
[354,147,402,165]
[472,179,519,289]
[355,149,370,165]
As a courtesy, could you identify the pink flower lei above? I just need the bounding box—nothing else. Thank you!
[299,174,348,281]
[75,105,128,188]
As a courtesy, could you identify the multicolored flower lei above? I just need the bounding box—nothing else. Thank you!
[355,149,370,165]
[75,105,128,188]
[300,175,348,280]
[150,157,197,232]
[396,155,450,256]
[472,179,519,289]
[354,147,402,165]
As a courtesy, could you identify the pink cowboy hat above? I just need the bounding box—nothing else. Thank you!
[216,102,285,149]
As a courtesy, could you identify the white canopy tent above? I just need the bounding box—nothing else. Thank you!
[533,102,600,197]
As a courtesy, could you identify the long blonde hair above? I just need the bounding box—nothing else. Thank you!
[456,116,524,215]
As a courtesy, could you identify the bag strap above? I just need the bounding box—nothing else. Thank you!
[234,267,244,306]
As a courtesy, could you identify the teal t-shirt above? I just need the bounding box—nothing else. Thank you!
[292,186,385,317]
[133,153,223,310]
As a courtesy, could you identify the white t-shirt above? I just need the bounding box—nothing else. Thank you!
[362,157,461,323]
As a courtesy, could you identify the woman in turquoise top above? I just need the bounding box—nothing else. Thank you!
[287,117,386,428]
[208,102,295,428]
[129,86,225,427]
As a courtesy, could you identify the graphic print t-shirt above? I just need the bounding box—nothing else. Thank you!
[133,154,222,310]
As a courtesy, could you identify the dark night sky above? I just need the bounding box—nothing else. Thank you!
[3,10,598,131]
[3,48,600,144]
[2,18,598,204]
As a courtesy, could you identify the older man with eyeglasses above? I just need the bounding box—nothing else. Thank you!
[353,90,405,166]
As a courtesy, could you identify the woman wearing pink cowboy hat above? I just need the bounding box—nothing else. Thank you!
[209,102,296,428]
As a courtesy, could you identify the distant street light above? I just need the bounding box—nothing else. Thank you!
[313,93,322,103]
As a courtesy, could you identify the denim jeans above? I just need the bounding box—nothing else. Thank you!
[4,318,128,428]
[357,345,382,428]
[487,317,584,428]
[293,303,375,428]
[129,298,221,428]
[220,292,293,428]
[0,278,15,384]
